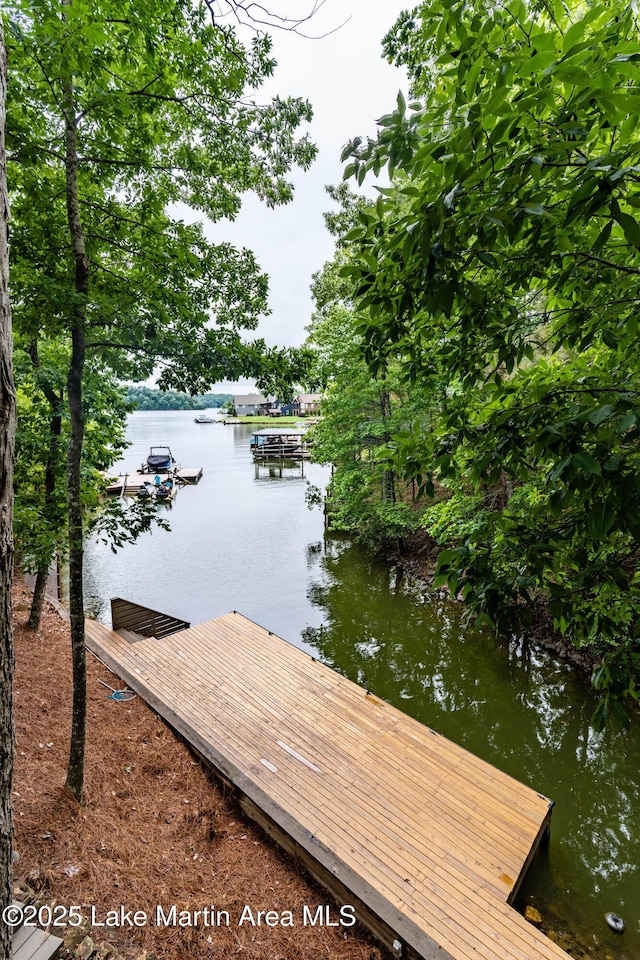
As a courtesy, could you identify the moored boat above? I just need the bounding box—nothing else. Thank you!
[142,446,175,473]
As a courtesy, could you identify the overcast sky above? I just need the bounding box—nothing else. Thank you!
[206,0,410,392]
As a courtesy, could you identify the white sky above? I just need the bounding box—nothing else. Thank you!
[206,0,410,391]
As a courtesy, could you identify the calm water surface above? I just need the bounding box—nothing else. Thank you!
[84,411,640,958]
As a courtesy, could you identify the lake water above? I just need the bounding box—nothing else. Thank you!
[84,410,640,958]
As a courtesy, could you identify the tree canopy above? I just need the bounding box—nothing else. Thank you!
[332,0,640,724]
[5,0,317,797]
[8,0,316,390]
[306,185,434,546]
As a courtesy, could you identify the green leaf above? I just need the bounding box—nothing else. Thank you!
[613,209,640,248]
[591,700,609,733]
[547,456,571,483]
[587,499,616,539]
[617,412,637,432]
[601,329,619,349]
[589,404,615,426]
[572,452,602,475]
[610,698,631,730]
[518,49,557,76]
[562,19,586,53]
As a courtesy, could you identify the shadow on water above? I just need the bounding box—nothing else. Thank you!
[304,538,640,959]
[84,412,640,958]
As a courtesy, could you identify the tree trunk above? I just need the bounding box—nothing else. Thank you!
[379,387,396,504]
[65,332,86,802]
[62,72,89,803]
[27,349,62,632]
[28,567,49,632]
[0,20,17,960]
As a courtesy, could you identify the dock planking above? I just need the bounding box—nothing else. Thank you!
[85,612,572,960]
[10,904,63,960]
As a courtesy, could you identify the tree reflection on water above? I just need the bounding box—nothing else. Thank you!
[303,537,640,959]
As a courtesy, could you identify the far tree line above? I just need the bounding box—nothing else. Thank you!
[125,386,232,411]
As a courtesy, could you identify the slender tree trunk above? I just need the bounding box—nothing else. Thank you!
[379,387,396,504]
[0,20,17,960]
[62,73,88,803]
[27,347,62,631]
[28,536,58,631]
[29,569,49,631]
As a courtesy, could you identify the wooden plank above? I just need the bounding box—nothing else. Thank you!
[115,628,147,644]
[85,627,540,928]
[21,932,63,960]
[117,676,548,960]
[84,624,452,960]
[110,597,189,638]
[226,613,549,807]
[89,624,540,916]
[12,926,62,960]
[168,619,549,877]
[153,623,536,897]
[176,467,203,483]
[84,613,572,960]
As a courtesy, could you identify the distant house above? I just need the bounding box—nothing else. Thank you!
[234,393,321,417]
[233,394,267,416]
[259,395,283,417]
[293,393,322,416]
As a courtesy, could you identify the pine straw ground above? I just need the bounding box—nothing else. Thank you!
[12,579,385,960]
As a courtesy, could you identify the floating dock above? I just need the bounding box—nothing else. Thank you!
[103,467,203,496]
[84,610,571,960]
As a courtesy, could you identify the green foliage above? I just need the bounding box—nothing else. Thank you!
[305,188,435,549]
[89,497,170,553]
[125,386,232,411]
[336,0,640,723]
[421,490,487,546]
[6,0,318,799]
[7,0,316,391]
[6,0,316,581]
[13,339,132,574]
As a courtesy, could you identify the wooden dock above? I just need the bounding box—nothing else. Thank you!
[84,611,571,960]
[10,903,63,960]
[250,428,309,460]
[104,467,203,496]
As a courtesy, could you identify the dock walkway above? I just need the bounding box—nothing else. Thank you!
[85,612,571,960]
[10,903,62,960]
